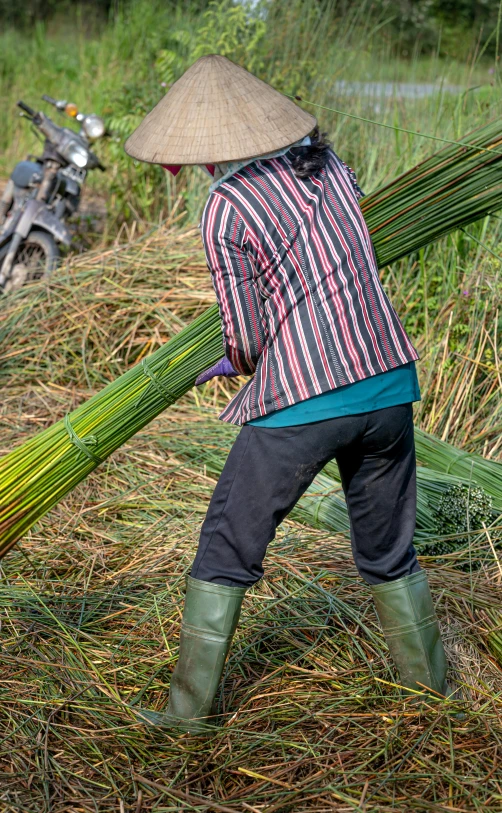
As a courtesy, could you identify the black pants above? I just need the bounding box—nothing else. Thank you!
[191,404,420,587]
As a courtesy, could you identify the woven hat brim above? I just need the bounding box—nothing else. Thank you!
[124,54,317,165]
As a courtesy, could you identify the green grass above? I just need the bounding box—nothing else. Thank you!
[0,0,499,226]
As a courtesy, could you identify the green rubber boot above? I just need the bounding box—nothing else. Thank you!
[140,576,246,734]
[371,570,448,699]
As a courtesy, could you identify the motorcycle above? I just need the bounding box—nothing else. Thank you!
[0,95,106,293]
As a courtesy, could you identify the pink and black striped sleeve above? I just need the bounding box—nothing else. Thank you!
[201,193,267,375]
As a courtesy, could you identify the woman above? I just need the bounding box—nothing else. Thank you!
[126,55,448,733]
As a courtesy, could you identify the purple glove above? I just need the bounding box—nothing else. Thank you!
[195,356,238,386]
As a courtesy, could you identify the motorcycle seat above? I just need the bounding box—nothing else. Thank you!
[11,161,43,188]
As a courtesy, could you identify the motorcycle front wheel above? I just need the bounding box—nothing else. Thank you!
[3,229,59,293]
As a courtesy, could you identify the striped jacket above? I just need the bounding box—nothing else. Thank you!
[201,148,418,426]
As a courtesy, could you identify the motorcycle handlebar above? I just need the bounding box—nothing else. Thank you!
[42,94,58,106]
[17,100,36,117]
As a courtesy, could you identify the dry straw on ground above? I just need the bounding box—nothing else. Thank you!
[1,225,501,812]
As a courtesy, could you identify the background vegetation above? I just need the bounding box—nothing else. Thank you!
[1,0,501,225]
[1,0,501,53]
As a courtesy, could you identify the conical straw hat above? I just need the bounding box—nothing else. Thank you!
[125,54,317,165]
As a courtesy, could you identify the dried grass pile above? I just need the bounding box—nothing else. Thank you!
[1,221,502,811]
[1,399,502,812]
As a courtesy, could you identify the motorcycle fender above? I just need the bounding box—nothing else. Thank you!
[12,198,44,239]
[0,212,19,246]
[32,208,72,246]
[6,199,72,247]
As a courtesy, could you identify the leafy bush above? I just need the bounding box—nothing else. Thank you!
[156,1,267,84]
[105,0,322,221]
[373,0,501,55]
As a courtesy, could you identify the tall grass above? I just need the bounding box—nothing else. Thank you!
[0,0,499,226]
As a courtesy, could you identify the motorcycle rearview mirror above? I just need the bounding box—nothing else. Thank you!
[17,100,36,118]
[42,94,67,111]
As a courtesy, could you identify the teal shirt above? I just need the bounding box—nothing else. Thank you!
[247,362,420,427]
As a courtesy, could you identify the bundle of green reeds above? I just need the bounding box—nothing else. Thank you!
[0,304,223,555]
[164,419,501,552]
[414,427,502,510]
[312,460,500,556]
[361,119,502,266]
[2,119,502,556]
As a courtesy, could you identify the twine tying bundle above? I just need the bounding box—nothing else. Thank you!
[64,415,103,466]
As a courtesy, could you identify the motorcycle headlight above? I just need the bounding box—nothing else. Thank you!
[67,141,89,168]
[83,114,105,140]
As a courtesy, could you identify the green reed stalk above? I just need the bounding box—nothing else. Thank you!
[2,118,502,555]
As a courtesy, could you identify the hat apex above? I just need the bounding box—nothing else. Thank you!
[125,54,316,165]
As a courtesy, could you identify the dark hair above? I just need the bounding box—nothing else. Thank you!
[290,127,331,179]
